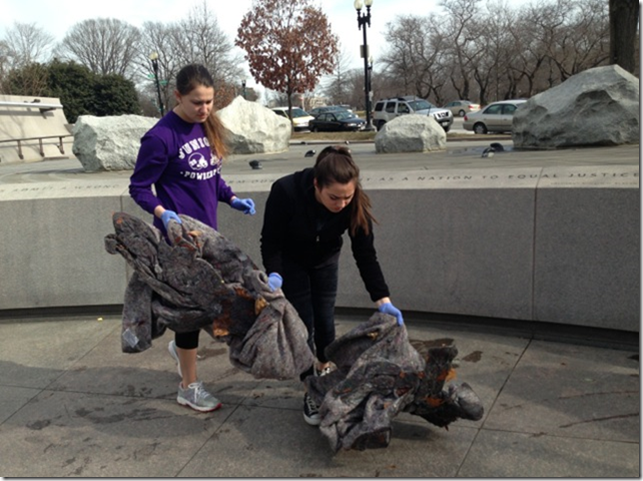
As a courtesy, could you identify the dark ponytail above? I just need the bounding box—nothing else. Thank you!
[313,145,376,236]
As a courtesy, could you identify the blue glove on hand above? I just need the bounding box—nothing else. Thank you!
[160,210,182,229]
[378,302,404,326]
[267,272,283,292]
[231,197,256,215]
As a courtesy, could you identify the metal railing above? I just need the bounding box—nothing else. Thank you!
[0,100,64,114]
[0,135,73,161]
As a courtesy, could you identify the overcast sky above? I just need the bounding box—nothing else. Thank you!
[0,0,447,89]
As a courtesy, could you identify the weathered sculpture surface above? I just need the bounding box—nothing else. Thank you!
[105,212,484,451]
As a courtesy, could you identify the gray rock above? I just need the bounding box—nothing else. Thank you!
[72,115,156,172]
[218,96,291,154]
[374,115,446,153]
[513,65,640,150]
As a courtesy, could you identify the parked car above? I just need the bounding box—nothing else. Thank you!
[462,99,527,134]
[271,107,314,131]
[372,96,453,132]
[309,110,366,132]
[308,105,354,117]
[442,100,481,117]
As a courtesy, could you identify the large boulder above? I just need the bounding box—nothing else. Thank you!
[72,115,156,172]
[218,96,291,154]
[513,65,640,150]
[374,115,446,153]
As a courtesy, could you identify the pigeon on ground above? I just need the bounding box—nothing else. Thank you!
[481,147,495,158]
[305,149,316,157]
[249,160,262,170]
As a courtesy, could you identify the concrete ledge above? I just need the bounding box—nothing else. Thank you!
[0,164,638,332]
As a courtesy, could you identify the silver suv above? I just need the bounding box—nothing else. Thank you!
[373,96,453,132]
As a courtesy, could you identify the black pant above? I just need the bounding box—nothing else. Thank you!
[281,258,339,380]
[175,330,199,350]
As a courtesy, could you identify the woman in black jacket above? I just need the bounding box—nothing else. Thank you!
[260,145,403,426]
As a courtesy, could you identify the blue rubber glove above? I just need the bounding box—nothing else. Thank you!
[267,272,283,292]
[378,302,404,326]
[160,210,181,229]
[231,197,256,215]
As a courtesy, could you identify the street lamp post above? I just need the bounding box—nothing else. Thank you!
[149,52,164,116]
[355,0,374,131]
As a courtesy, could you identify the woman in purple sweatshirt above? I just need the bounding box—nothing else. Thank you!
[130,64,256,413]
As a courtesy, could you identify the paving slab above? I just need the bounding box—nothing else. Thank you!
[483,340,640,441]
[178,406,479,478]
[0,390,229,477]
[459,429,639,478]
[0,317,116,389]
[0,312,638,477]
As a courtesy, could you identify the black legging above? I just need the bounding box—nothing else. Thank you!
[280,258,339,380]
[175,330,200,350]
[176,259,339,360]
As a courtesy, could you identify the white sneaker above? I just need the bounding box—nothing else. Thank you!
[314,365,332,377]
[168,340,182,377]
[177,381,222,412]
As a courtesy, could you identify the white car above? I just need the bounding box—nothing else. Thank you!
[372,96,453,132]
[271,107,314,131]
[463,99,527,134]
[442,100,481,117]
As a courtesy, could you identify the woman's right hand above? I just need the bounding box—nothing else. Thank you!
[160,209,182,229]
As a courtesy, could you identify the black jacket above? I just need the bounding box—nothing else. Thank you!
[260,168,390,302]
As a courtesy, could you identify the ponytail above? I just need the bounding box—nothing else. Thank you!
[314,145,377,236]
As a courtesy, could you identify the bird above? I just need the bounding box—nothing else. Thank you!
[248,160,262,170]
[481,147,495,158]
[490,142,504,152]
[305,149,316,157]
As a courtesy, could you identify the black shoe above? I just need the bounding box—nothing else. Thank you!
[303,392,321,426]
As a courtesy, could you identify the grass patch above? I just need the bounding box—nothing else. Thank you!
[292,130,508,142]
[291,131,377,142]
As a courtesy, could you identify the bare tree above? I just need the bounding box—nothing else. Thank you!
[379,13,454,105]
[58,18,141,78]
[506,2,551,98]
[0,40,9,90]
[439,0,483,101]
[136,3,243,113]
[538,0,609,82]
[138,21,177,111]
[323,43,355,105]
[2,22,54,70]
[609,0,639,73]
[236,0,338,122]
[170,1,244,88]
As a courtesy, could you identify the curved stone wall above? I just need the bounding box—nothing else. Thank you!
[0,163,637,333]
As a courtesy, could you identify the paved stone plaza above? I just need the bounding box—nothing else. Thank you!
[0,309,638,477]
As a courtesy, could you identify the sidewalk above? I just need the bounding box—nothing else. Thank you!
[0,309,638,477]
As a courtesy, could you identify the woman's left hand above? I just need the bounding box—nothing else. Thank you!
[378,302,404,326]
[231,197,256,215]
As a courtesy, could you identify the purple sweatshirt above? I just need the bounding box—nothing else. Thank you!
[129,111,235,232]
